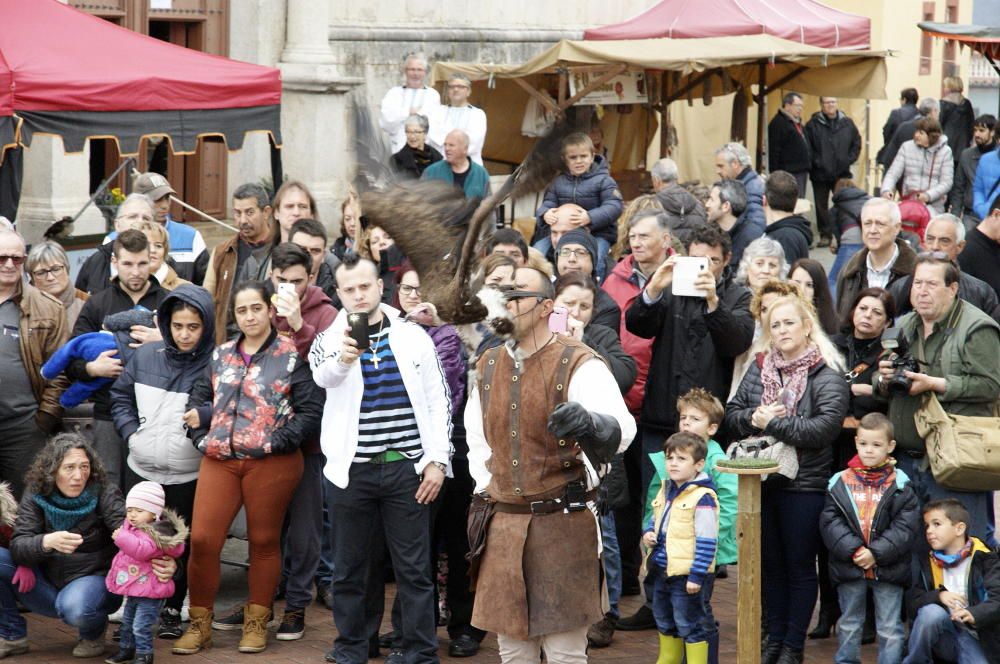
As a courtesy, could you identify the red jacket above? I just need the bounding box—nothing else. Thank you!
[601,254,653,416]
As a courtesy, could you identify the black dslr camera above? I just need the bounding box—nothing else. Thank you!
[880,327,920,396]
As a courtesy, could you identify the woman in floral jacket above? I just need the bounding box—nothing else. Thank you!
[173,281,323,657]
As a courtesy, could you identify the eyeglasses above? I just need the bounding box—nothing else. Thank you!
[447,84,471,90]
[558,248,590,259]
[31,264,66,280]
[404,129,426,135]
[398,284,422,296]
[0,255,25,267]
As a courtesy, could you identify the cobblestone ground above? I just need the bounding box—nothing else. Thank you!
[13,541,862,663]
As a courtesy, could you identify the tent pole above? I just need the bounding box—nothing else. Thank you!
[71,156,136,226]
[756,62,766,172]
[985,53,1000,115]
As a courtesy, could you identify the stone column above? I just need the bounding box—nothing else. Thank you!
[17,136,106,245]
[277,0,362,226]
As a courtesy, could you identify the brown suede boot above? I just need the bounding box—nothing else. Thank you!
[238,603,271,653]
[172,607,213,655]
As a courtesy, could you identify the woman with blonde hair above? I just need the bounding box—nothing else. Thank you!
[940,75,974,162]
[130,220,189,291]
[724,295,847,663]
[333,188,361,260]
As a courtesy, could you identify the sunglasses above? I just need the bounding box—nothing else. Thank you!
[502,289,550,302]
[0,255,25,267]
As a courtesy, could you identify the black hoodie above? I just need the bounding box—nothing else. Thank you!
[764,214,813,265]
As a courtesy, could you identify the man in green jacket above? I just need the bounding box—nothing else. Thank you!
[876,254,1000,545]
[421,129,490,199]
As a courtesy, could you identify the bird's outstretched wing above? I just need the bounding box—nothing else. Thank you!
[358,119,572,327]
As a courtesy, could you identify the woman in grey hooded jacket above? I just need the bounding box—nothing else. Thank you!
[110,283,215,635]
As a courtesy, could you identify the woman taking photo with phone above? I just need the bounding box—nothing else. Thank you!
[173,280,323,656]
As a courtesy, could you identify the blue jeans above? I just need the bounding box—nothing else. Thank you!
[0,547,121,641]
[651,570,713,642]
[761,489,825,650]
[903,603,990,664]
[895,454,995,548]
[828,242,863,297]
[327,462,437,664]
[600,511,622,619]
[532,235,611,281]
[834,580,904,664]
[119,597,164,654]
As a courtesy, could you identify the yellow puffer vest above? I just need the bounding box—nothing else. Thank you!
[647,481,718,577]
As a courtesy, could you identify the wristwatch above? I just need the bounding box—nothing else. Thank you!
[431,461,447,473]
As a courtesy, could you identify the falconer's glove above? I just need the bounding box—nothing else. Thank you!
[547,401,621,467]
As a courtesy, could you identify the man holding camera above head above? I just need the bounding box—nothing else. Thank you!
[309,253,451,664]
[875,253,1000,544]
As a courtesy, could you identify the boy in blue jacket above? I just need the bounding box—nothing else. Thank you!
[534,132,623,279]
[644,432,718,664]
[819,412,919,664]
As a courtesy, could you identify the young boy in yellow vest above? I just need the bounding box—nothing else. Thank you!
[643,432,718,664]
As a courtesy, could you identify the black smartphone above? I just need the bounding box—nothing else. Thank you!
[347,312,370,350]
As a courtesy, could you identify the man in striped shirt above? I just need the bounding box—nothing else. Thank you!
[310,254,451,664]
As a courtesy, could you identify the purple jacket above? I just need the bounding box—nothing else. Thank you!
[426,324,466,415]
[105,509,187,599]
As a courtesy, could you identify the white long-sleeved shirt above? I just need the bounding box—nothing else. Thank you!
[309,304,452,488]
[464,349,637,495]
[427,104,488,165]
[379,85,442,153]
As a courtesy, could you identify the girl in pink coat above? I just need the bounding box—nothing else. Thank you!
[105,482,188,664]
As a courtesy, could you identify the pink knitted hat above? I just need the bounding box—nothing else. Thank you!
[126,481,164,519]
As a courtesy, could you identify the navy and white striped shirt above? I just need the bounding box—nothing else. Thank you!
[355,317,422,463]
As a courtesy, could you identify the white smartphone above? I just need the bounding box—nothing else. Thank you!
[277,282,296,297]
[671,256,709,298]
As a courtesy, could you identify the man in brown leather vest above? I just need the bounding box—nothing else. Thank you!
[465,266,636,663]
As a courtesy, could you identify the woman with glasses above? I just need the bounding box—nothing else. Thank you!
[27,241,88,330]
[391,114,442,179]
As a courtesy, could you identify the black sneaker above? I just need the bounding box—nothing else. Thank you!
[384,648,405,664]
[104,647,135,664]
[211,606,278,631]
[156,608,182,639]
[275,608,305,641]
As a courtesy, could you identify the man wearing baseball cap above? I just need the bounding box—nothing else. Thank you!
[104,173,209,285]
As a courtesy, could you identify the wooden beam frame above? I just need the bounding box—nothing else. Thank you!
[663,69,717,105]
[558,63,629,110]
[511,77,560,116]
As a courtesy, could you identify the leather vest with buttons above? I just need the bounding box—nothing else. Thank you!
[476,337,597,503]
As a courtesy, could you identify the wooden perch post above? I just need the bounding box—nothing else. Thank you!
[716,463,777,664]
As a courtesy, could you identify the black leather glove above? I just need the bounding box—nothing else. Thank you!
[548,402,622,467]
[547,402,593,439]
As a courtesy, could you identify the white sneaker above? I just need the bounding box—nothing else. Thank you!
[107,606,125,624]
[181,591,190,622]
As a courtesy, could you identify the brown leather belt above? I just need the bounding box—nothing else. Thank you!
[493,489,598,515]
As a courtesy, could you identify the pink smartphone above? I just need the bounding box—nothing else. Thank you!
[548,306,569,334]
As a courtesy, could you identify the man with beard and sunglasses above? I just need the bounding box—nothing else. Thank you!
[464,266,635,663]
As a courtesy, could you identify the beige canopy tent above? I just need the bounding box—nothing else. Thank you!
[431,34,888,171]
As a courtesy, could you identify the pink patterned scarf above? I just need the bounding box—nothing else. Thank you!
[760,345,823,416]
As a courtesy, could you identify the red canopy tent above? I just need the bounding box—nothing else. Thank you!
[0,0,282,161]
[583,0,871,50]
